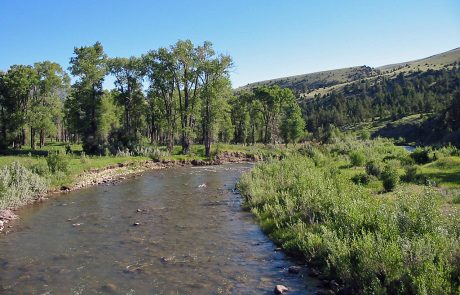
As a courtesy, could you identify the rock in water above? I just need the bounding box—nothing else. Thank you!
[0,210,17,221]
[288,265,301,274]
[274,284,289,294]
[133,222,140,226]
[101,283,117,293]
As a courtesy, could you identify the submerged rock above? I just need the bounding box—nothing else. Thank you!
[288,265,301,274]
[274,284,289,294]
[101,283,117,293]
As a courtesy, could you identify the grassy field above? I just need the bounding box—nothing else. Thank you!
[238,137,460,294]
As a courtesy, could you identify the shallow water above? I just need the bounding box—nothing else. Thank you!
[0,164,320,294]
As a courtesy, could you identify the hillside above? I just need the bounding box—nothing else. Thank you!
[238,47,460,99]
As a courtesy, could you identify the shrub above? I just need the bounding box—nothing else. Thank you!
[351,173,371,185]
[0,162,48,210]
[298,144,328,167]
[410,148,431,164]
[402,165,418,183]
[131,145,169,160]
[238,155,460,293]
[65,143,72,155]
[381,164,399,192]
[350,150,366,167]
[359,130,371,140]
[30,161,49,176]
[46,152,69,174]
[365,160,382,177]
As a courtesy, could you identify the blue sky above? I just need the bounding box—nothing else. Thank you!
[1,0,459,87]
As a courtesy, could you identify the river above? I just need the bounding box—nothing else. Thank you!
[0,164,321,294]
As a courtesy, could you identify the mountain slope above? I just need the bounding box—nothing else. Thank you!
[238,47,460,99]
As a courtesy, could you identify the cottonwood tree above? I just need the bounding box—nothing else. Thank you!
[253,86,295,144]
[29,61,69,149]
[172,40,204,155]
[280,100,305,146]
[108,57,146,149]
[143,47,177,153]
[0,65,38,148]
[69,42,108,154]
[200,52,232,156]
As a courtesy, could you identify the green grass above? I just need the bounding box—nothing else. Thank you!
[238,138,460,294]
[419,156,460,188]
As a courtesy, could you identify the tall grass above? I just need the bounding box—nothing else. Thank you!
[238,154,460,294]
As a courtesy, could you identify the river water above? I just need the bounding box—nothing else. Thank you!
[0,164,320,294]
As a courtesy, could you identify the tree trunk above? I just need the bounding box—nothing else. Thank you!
[21,128,26,146]
[39,130,45,148]
[30,128,35,150]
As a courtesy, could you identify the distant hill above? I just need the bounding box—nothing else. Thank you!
[237,47,460,99]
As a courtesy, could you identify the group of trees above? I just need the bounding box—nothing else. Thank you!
[0,40,305,156]
[303,67,460,132]
[0,62,70,150]
[232,86,305,146]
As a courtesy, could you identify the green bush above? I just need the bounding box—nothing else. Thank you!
[410,148,431,164]
[46,152,69,174]
[402,165,418,183]
[30,161,49,176]
[365,160,382,177]
[351,173,371,185]
[381,164,400,192]
[0,162,48,210]
[350,150,366,167]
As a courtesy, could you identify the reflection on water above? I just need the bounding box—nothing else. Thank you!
[0,164,320,294]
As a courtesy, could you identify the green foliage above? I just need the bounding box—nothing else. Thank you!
[280,99,305,145]
[350,150,366,167]
[410,147,431,164]
[0,162,48,210]
[46,152,69,174]
[30,160,49,176]
[239,153,460,294]
[351,173,371,185]
[365,160,383,177]
[381,163,400,191]
[403,165,419,183]
[69,42,108,155]
[304,67,460,139]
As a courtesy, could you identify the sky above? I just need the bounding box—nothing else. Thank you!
[0,0,459,88]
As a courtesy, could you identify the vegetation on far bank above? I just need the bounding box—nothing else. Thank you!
[0,142,296,211]
[238,136,460,294]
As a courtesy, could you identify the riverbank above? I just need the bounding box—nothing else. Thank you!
[238,138,460,294]
[0,149,263,233]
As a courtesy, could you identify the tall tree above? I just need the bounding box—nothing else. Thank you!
[0,65,38,148]
[280,101,305,146]
[69,42,108,154]
[108,56,145,145]
[144,48,177,152]
[172,40,204,154]
[29,61,69,149]
[200,51,232,157]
